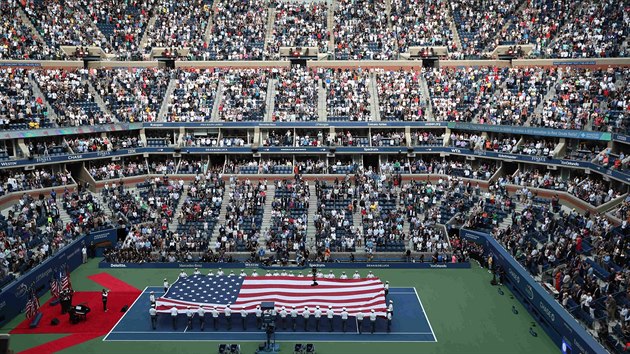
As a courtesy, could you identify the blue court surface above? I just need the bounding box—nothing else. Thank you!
[104,287,436,342]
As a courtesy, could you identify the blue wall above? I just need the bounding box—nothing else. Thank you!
[0,228,117,326]
[460,229,607,354]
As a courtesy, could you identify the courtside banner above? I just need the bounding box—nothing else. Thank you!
[460,229,607,354]
[98,261,470,270]
[86,228,118,244]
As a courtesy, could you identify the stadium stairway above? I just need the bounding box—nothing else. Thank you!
[473,78,506,123]
[497,203,524,231]
[369,75,380,121]
[17,6,45,44]
[211,81,224,121]
[317,79,327,121]
[210,184,232,243]
[27,75,58,124]
[418,76,434,121]
[88,81,115,122]
[265,79,276,122]
[446,10,463,53]
[258,184,276,250]
[168,191,188,233]
[402,214,411,240]
[353,206,362,235]
[203,0,217,44]
[494,1,529,50]
[306,183,318,252]
[58,205,74,228]
[327,0,335,52]
[139,15,158,54]
[528,69,563,126]
[263,7,276,54]
[158,77,177,122]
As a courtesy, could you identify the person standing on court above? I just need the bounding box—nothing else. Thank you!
[198,306,205,331]
[240,307,248,330]
[384,281,389,298]
[387,300,394,317]
[341,307,349,332]
[291,306,298,331]
[280,306,288,330]
[224,304,232,330]
[170,306,178,329]
[163,278,169,293]
[186,306,194,329]
[149,305,158,330]
[387,311,392,332]
[149,291,156,307]
[101,289,109,312]
[326,306,334,331]
[211,306,219,330]
[255,305,262,329]
[314,306,322,331]
[370,309,377,333]
[302,306,310,331]
[356,310,364,334]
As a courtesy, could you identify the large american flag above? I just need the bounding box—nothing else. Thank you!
[156,275,387,316]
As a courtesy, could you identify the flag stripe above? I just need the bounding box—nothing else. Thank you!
[157,275,387,316]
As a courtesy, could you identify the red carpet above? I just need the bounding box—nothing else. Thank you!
[11,274,141,353]
[87,273,140,293]
[11,291,138,334]
[19,333,103,354]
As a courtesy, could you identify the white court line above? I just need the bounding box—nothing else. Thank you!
[104,339,435,343]
[103,285,148,341]
[413,287,437,343]
[108,331,434,335]
[107,287,434,341]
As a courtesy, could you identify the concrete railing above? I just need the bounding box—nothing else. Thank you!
[81,172,622,224]
[2,57,628,70]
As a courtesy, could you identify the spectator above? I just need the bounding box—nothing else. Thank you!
[93,68,169,122]
[334,0,395,60]
[376,69,426,121]
[270,2,329,56]
[273,67,318,122]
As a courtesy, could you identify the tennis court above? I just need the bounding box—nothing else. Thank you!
[105,287,436,342]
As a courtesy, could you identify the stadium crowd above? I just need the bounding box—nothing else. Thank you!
[273,67,318,122]
[93,68,169,123]
[219,69,269,122]
[208,0,268,60]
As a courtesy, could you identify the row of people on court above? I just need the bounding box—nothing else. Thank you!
[170,268,380,280]
[150,301,394,333]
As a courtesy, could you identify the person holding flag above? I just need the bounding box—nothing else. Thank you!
[61,265,73,293]
[25,288,40,322]
[50,272,60,300]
